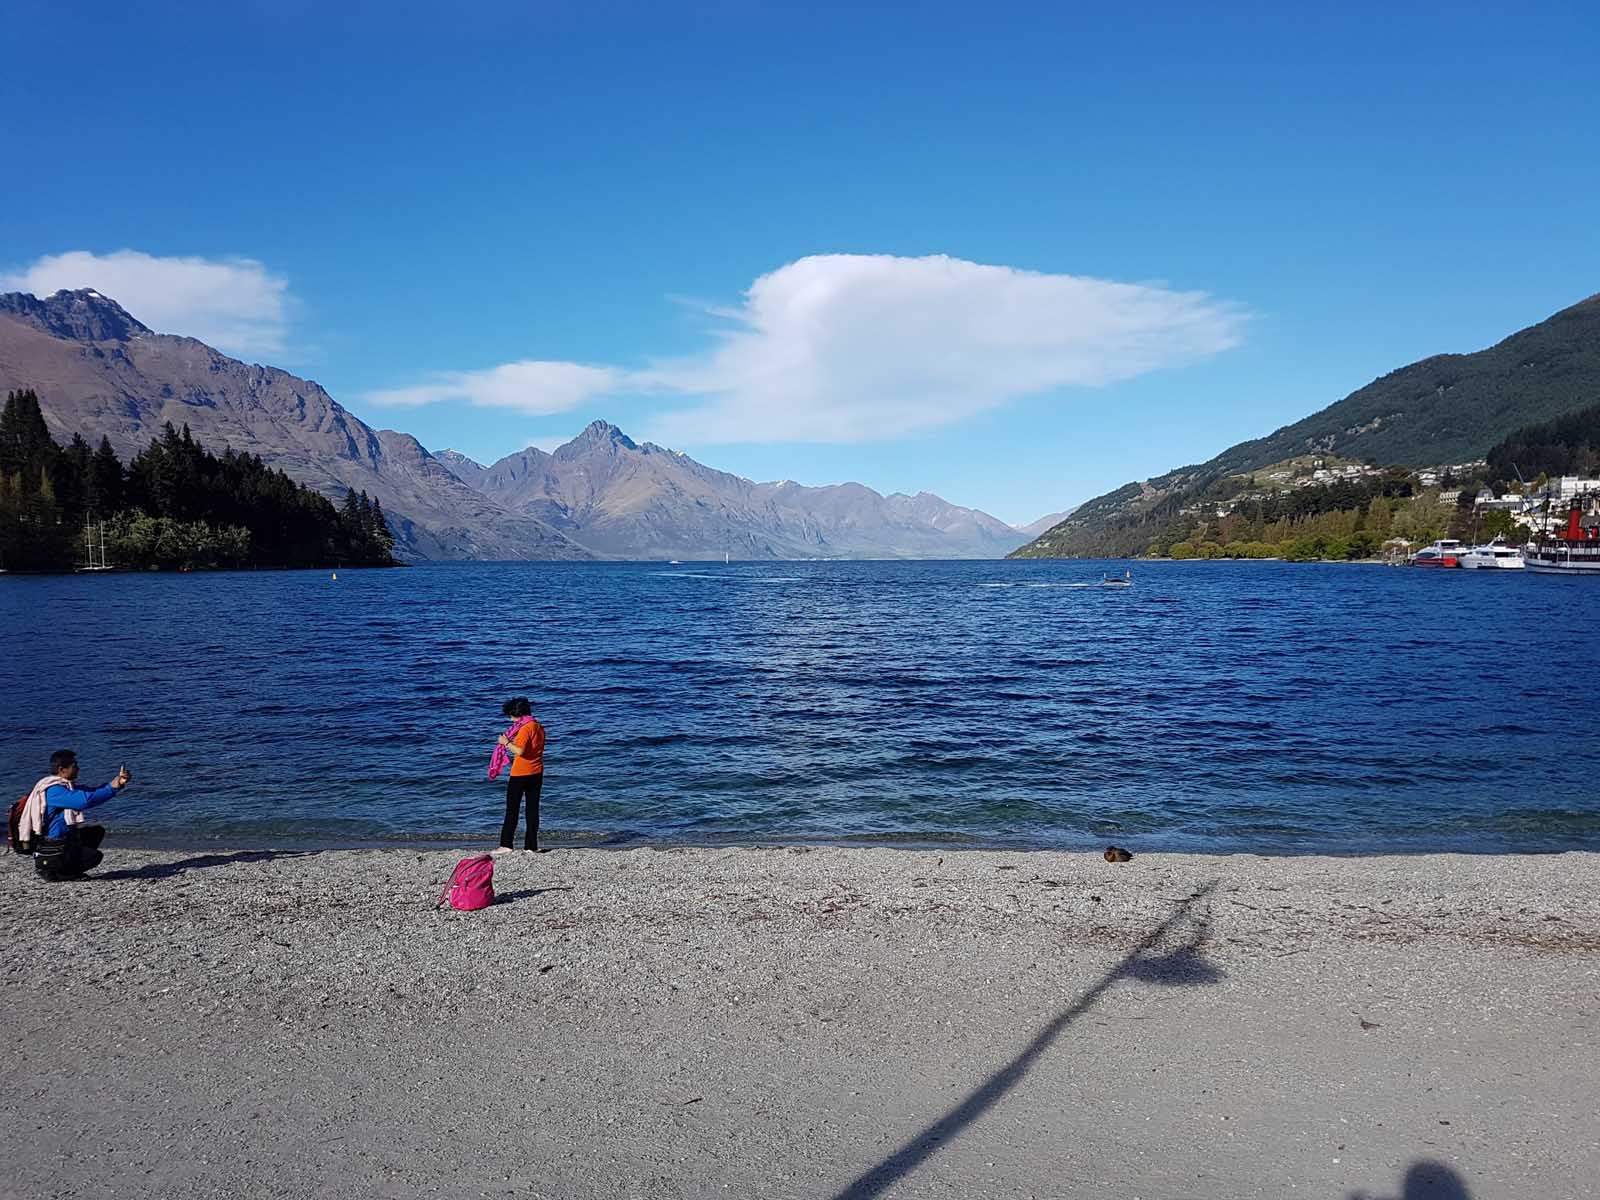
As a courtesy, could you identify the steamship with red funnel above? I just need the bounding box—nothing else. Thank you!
[1525,499,1600,574]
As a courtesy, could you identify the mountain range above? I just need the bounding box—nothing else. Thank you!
[432,425,1028,560]
[0,289,1040,560]
[1015,291,1600,557]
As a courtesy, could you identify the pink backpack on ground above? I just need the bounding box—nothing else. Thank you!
[439,854,495,911]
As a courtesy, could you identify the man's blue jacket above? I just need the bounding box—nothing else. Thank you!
[44,780,118,838]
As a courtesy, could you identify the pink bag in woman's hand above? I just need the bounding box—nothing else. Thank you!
[487,716,533,780]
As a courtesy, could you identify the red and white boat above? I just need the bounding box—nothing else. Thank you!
[1411,539,1466,568]
[1525,500,1600,574]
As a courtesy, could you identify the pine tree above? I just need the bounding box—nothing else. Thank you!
[0,389,53,477]
[0,392,17,476]
[340,487,362,542]
[53,432,93,528]
[369,497,394,559]
[91,436,124,514]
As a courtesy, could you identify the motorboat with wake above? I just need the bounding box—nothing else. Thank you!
[1102,570,1133,587]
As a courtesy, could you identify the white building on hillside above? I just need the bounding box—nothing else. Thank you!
[1553,476,1600,500]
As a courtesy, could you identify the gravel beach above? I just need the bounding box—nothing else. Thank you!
[3,845,1597,1199]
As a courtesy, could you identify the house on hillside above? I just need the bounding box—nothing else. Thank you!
[1553,476,1600,501]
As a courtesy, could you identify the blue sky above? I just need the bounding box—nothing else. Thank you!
[5,1,1598,524]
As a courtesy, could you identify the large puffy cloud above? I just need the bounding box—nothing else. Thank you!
[0,249,291,357]
[367,253,1248,443]
[366,361,620,415]
[639,254,1248,443]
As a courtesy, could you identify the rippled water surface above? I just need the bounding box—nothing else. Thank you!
[4,560,1597,852]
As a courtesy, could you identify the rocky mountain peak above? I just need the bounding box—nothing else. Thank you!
[434,448,485,471]
[431,448,489,486]
[558,419,638,458]
[0,289,151,343]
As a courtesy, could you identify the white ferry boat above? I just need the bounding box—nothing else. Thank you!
[1526,500,1600,574]
[1411,539,1467,568]
[1460,539,1526,570]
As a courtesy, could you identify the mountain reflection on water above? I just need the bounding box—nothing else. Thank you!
[3,559,1597,852]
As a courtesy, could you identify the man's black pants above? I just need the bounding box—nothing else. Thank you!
[34,824,106,880]
[501,774,543,850]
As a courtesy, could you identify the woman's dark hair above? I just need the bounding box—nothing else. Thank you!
[49,749,78,774]
[502,697,531,718]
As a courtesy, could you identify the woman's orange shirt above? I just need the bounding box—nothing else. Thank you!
[510,719,546,776]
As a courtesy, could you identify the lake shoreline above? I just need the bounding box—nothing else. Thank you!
[0,558,407,576]
[101,826,1600,858]
[5,844,1596,1198]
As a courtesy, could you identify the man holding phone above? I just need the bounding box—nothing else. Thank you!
[27,749,133,880]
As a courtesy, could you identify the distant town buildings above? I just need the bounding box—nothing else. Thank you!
[1415,462,1486,488]
[1172,456,1600,533]
[1552,475,1600,500]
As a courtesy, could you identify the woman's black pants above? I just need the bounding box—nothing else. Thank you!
[501,774,543,850]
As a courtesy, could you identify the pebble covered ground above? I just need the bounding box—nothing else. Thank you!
[4,846,1598,1199]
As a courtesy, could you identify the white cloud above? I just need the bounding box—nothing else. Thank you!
[0,249,292,357]
[367,253,1249,444]
[367,360,620,415]
[639,254,1248,444]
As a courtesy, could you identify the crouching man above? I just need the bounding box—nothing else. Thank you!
[21,750,132,880]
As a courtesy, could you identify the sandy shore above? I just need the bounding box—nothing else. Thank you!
[3,845,1598,1199]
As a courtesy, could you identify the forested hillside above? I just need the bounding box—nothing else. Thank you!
[1486,402,1600,479]
[1016,292,1600,558]
[0,389,398,571]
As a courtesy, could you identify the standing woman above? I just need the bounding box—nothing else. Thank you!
[495,696,546,853]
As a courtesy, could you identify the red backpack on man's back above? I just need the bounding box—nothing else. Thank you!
[7,795,36,855]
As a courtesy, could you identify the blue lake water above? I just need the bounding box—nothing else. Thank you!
[3,559,1597,853]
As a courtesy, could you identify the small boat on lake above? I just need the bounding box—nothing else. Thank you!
[1102,569,1133,587]
[76,520,113,573]
[1411,539,1466,568]
[1460,539,1525,570]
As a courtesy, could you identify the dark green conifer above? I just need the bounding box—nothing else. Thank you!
[91,436,124,513]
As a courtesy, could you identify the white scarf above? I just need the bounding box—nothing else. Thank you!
[19,774,86,843]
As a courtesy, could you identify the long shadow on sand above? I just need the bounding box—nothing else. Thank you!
[830,880,1222,1200]
[91,849,313,881]
[1351,1159,1473,1199]
[496,887,574,904]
